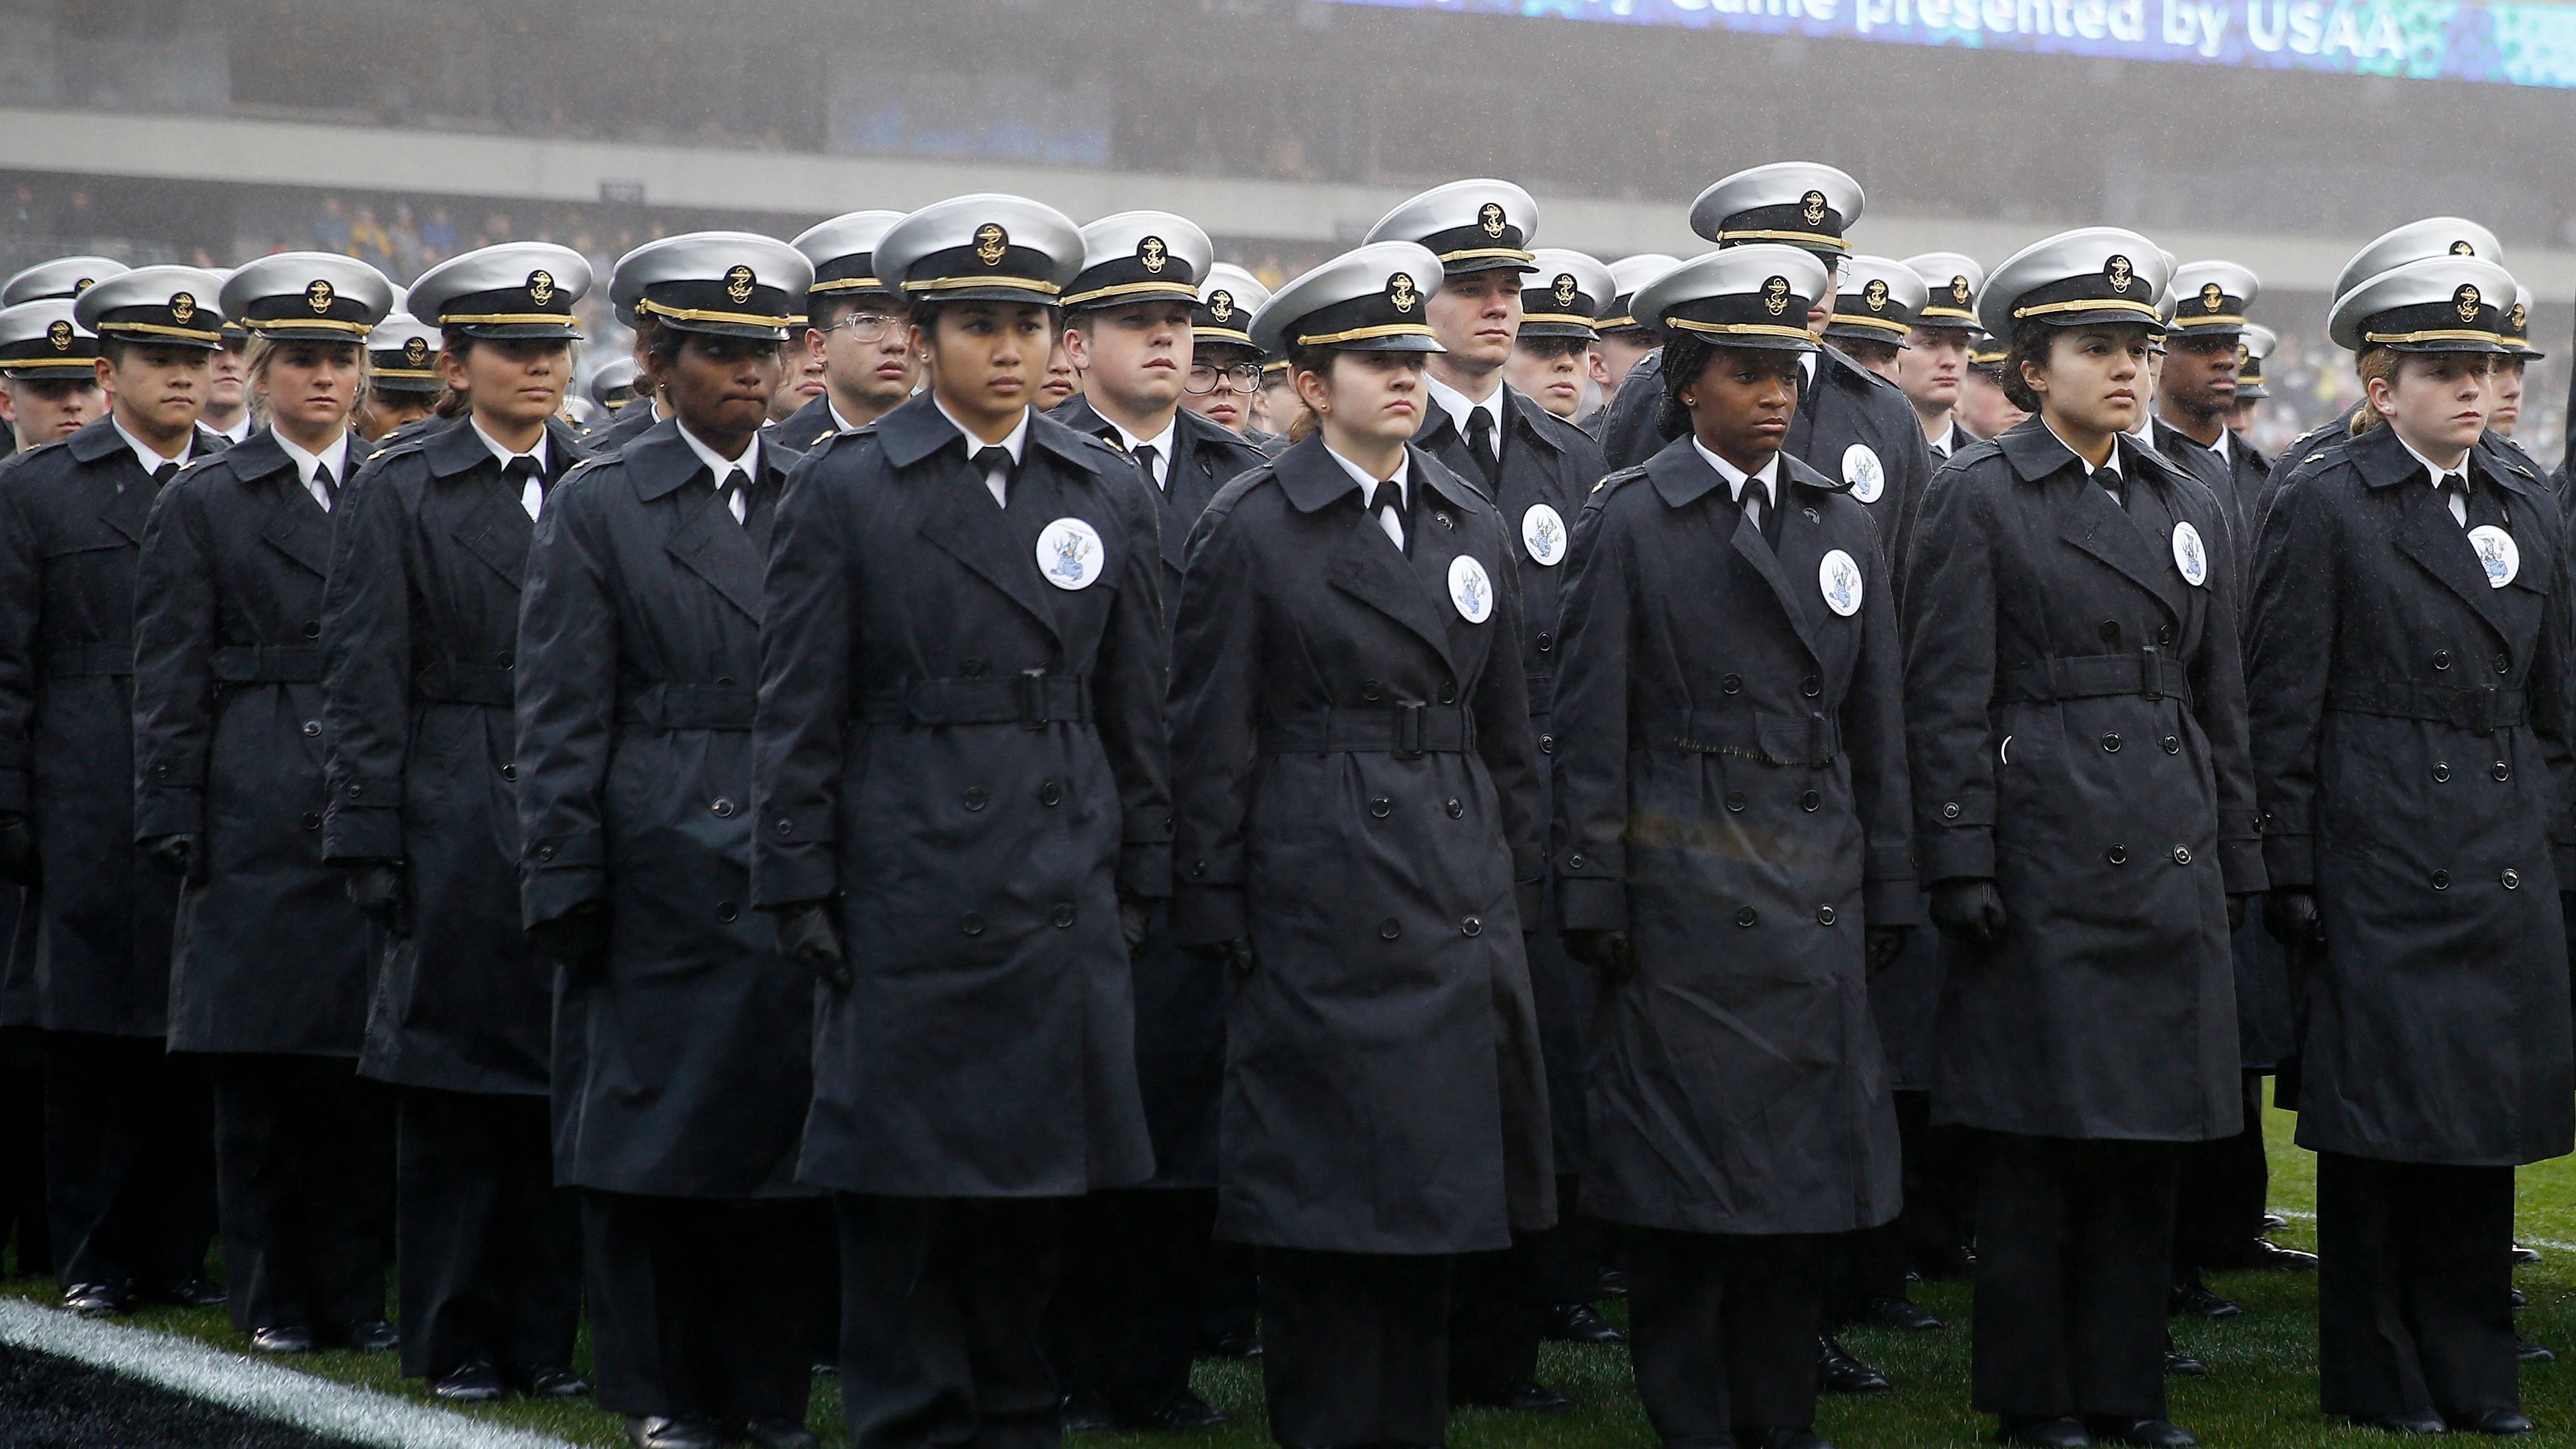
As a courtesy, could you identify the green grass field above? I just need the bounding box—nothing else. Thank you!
[6,1107,2572,1448]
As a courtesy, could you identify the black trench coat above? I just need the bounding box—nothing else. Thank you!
[1553,437,1915,1234]
[1167,435,1554,1256]
[0,418,222,1036]
[2247,424,2575,1166]
[131,430,376,1056]
[1903,420,2262,1142]
[514,421,815,1198]
[1600,345,1933,594]
[1049,395,1269,1186]
[321,415,590,1096]
[1416,387,1608,1170]
[751,394,1168,1199]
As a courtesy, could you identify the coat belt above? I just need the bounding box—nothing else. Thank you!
[43,643,130,677]
[1259,703,1475,758]
[1996,649,2193,709]
[620,682,757,731]
[1647,708,1843,765]
[415,660,515,707]
[858,670,1093,730]
[2328,678,2527,735]
[211,645,321,683]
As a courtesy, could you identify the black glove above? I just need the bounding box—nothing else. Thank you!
[527,900,611,978]
[2227,892,2248,932]
[346,860,410,938]
[1194,937,1256,977]
[2264,888,2324,951]
[1866,924,1907,975]
[1929,878,2006,946]
[1117,892,1154,956]
[776,899,848,990]
[142,832,202,883]
[0,812,35,885]
[1562,927,1635,982]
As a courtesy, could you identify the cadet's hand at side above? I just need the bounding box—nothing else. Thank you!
[346,860,410,937]
[776,899,848,989]
[0,812,35,884]
[1866,924,1907,975]
[1117,892,1154,956]
[1929,878,2006,946]
[2264,888,2324,951]
[1563,928,1635,982]
[527,900,611,978]
[1193,937,1256,976]
[2227,892,2247,932]
[141,832,202,883]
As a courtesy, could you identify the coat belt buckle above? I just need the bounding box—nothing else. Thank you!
[2467,686,2499,736]
[2139,645,2163,703]
[1392,701,1427,759]
[1018,668,1051,730]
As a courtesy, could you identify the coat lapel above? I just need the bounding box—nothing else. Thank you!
[914,448,1066,645]
[450,476,531,591]
[261,475,335,577]
[634,434,770,624]
[2393,476,2511,644]
[1306,449,1459,675]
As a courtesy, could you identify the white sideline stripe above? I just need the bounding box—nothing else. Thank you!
[2270,1208,2576,1255]
[0,1296,576,1449]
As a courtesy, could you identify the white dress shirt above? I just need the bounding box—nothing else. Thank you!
[471,418,552,518]
[272,429,351,512]
[1326,444,1409,549]
[113,416,191,478]
[1692,438,1781,529]
[677,422,759,524]
[2395,433,2474,527]
[2046,419,2125,503]
[935,397,1029,508]
[1426,374,1504,450]
[1926,422,1958,462]
[1111,417,1179,492]
[210,413,253,447]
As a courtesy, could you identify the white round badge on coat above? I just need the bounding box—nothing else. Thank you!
[1035,517,1106,591]
[1449,555,1495,624]
[2171,521,2208,588]
[1842,444,1885,504]
[1521,503,1568,567]
[2469,525,2519,588]
[1819,548,1863,617]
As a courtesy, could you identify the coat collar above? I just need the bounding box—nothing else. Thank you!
[65,413,221,470]
[218,426,291,482]
[1641,433,1839,510]
[619,415,777,501]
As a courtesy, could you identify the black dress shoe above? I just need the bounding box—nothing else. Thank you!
[2512,1289,2528,1309]
[2168,1285,2242,1319]
[1737,1428,1834,1449]
[2260,1213,2289,1233]
[153,1274,229,1308]
[1600,1268,1629,1297]
[61,1282,134,1318]
[520,1365,591,1399]
[740,1418,821,1449]
[624,1416,721,1449]
[810,1360,838,1375]
[2165,1349,2208,1378]
[335,1319,399,1352]
[249,1325,315,1354]
[2083,1416,2197,1447]
[1205,1330,1263,1358]
[1062,1389,1115,1434]
[1546,1301,1627,1344]
[1867,1295,1946,1332]
[1500,1379,1576,1412]
[431,1359,505,1403]
[2517,1339,2555,1363]
[1817,1336,1892,1394]
[1923,1244,1980,1280]
[1997,1415,2090,1447]
[2232,1239,2318,1272]
[2347,1410,2446,1435]
[2512,1244,2541,1265]
[1128,1392,1232,1432]
[2451,1409,2536,1437]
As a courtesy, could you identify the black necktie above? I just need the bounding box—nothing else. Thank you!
[718,468,748,523]
[973,445,1012,503]
[312,463,337,511]
[1465,407,1498,488]
[150,461,179,489]
[2438,472,2469,527]
[1132,444,1161,491]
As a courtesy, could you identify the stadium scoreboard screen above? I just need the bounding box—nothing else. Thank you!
[1313,0,2576,87]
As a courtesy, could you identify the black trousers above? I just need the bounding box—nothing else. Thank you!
[1051,1186,1214,1412]
[210,1054,391,1335]
[1626,1226,1824,1446]
[838,1194,1070,1449]
[1200,1238,1259,1351]
[1447,1240,1542,1401]
[43,1031,216,1293]
[2174,1072,2270,1280]
[1972,1132,2178,1421]
[393,1086,581,1381]
[583,1189,831,1423]
[1,1026,50,1277]
[2315,1153,2517,1420]
[1261,1246,1452,1449]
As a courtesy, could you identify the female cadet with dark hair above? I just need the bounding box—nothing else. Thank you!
[1549,242,1916,1449]
[1902,229,2261,1449]
[1167,239,1553,1449]
[2248,252,2571,1438]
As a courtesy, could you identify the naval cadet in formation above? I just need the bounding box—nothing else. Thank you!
[782,210,918,450]
[750,194,1172,1449]
[131,254,402,1356]
[1179,263,1276,448]
[0,293,104,454]
[1503,248,1614,424]
[322,241,594,1403]
[357,305,442,443]
[516,232,828,1449]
